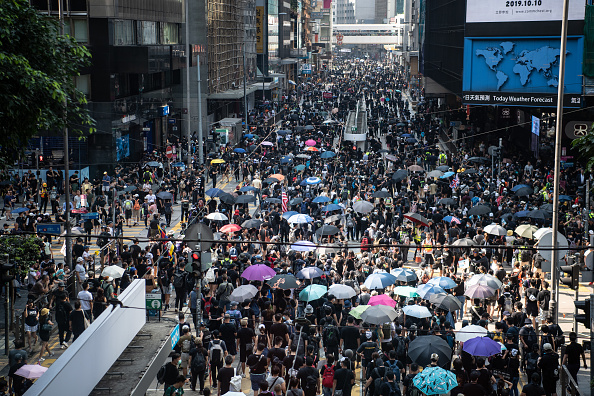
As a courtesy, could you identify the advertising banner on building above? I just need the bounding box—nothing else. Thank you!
[462,36,584,107]
[256,6,265,54]
[466,0,585,23]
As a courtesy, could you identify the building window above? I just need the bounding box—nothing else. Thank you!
[138,21,158,45]
[161,22,179,44]
[73,19,88,43]
[113,20,135,45]
[75,75,90,95]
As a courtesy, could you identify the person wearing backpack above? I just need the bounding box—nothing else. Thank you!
[123,195,133,227]
[524,279,539,329]
[247,343,269,396]
[378,370,401,396]
[216,275,234,311]
[401,363,421,396]
[391,328,407,365]
[519,318,538,372]
[172,268,188,313]
[385,350,405,384]
[332,357,355,396]
[297,356,319,396]
[176,325,195,377]
[320,354,336,396]
[189,341,208,392]
[208,330,228,388]
[525,344,541,384]
[365,358,387,396]
[323,324,340,360]
[157,353,181,391]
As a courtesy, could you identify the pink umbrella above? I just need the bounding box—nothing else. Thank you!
[305,139,317,146]
[368,294,397,308]
[15,364,48,379]
[261,141,274,146]
[241,264,276,281]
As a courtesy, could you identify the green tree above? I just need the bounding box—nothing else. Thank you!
[0,235,43,276]
[0,0,94,157]
[571,123,594,172]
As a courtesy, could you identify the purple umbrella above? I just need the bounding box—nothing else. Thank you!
[463,336,502,357]
[296,266,324,280]
[464,284,495,299]
[241,264,276,281]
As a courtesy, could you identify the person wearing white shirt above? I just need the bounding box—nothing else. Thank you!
[146,191,156,204]
[74,257,87,282]
[77,281,93,321]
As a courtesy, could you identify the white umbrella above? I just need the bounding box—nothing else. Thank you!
[328,284,357,299]
[456,324,488,342]
[288,214,314,224]
[466,274,503,290]
[352,200,374,213]
[101,265,125,279]
[291,240,316,252]
[484,224,507,236]
[533,227,553,240]
[206,211,228,221]
[230,285,258,303]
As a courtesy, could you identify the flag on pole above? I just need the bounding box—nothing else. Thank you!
[281,188,288,213]
[450,174,459,189]
[158,225,167,239]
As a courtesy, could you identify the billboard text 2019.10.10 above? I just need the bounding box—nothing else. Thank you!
[466,0,585,24]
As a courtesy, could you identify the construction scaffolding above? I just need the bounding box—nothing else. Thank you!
[207,0,246,94]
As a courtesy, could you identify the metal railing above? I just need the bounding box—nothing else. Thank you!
[559,364,581,396]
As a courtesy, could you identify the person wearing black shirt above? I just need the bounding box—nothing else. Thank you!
[247,343,268,396]
[378,370,400,396]
[562,332,587,385]
[538,343,559,396]
[462,370,487,396]
[297,356,319,396]
[340,317,361,354]
[237,319,256,374]
[333,358,355,396]
[401,363,420,396]
[217,355,236,396]
[8,354,26,396]
[520,373,546,396]
[269,313,289,348]
[162,353,181,390]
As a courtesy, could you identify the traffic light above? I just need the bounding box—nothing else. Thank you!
[577,185,586,200]
[0,263,14,284]
[561,263,580,290]
[185,251,200,273]
[575,298,591,329]
[37,155,44,166]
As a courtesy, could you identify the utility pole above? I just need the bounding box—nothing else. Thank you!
[197,54,204,165]
[243,45,249,132]
[185,0,192,168]
[58,0,72,270]
[550,0,570,321]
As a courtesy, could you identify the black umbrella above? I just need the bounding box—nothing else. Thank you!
[290,198,303,205]
[515,187,533,197]
[235,195,256,204]
[461,168,477,175]
[263,178,279,184]
[526,209,550,220]
[540,203,554,212]
[267,274,300,289]
[242,219,263,229]
[156,191,173,200]
[438,198,457,206]
[373,190,391,198]
[392,169,408,182]
[468,157,489,164]
[429,293,463,312]
[219,193,236,205]
[265,197,282,204]
[468,205,491,216]
[408,335,452,369]
[436,165,450,172]
[316,225,340,236]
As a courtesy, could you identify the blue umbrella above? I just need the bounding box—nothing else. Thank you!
[205,188,225,197]
[282,211,298,219]
[442,215,461,224]
[294,164,306,171]
[363,273,397,290]
[321,204,342,211]
[288,214,314,224]
[12,207,30,214]
[313,196,331,203]
[559,195,573,202]
[440,171,455,179]
[406,137,417,143]
[463,336,502,357]
[281,156,293,164]
[233,148,246,153]
[299,284,327,301]
[306,177,322,185]
[401,133,412,137]
[511,184,530,192]
[277,130,289,136]
[412,366,458,395]
[427,276,457,289]
[320,151,336,159]
[402,305,433,318]
[416,283,446,299]
[240,186,259,192]
[244,134,254,139]
[515,210,529,218]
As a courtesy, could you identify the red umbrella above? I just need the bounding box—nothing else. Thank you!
[220,224,242,233]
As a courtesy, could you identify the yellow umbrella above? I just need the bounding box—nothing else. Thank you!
[211,159,225,164]
[270,174,285,181]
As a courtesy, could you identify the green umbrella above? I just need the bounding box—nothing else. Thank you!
[295,164,306,171]
[299,284,327,302]
[393,286,419,298]
[349,305,370,319]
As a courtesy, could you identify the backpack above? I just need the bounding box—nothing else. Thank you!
[373,368,387,396]
[134,199,141,210]
[192,350,206,372]
[394,336,406,357]
[173,271,185,289]
[210,340,224,365]
[361,237,370,251]
[217,282,231,300]
[322,364,335,388]
[526,353,538,371]
[203,297,213,316]
[124,200,133,210]
[382,322,392,339]
[524,327,537,348]
[387,360,401,383]
[503,294,514,313]
[182,336,194,353]
[386,381,400,396]
[305,373,318,392]
[205,267,216,283]
[324,325,339,347]
[156,364,167,384]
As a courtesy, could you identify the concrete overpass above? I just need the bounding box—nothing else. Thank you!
[333,23,403,46]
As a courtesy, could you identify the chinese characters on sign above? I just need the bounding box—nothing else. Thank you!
[256,6,264,54]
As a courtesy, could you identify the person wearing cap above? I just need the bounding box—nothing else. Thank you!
[356,330,379,379]
[519,317,537,372]
[37,308,54,363]
[537,343,559,396]
[219,313,238,356]
[176,325,195,377]
[101,171,111,196]
[8,351,27,395]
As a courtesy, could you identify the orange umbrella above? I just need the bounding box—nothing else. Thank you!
[220,224,242,233]
[305,147,319,152]
[270,174,285,181]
